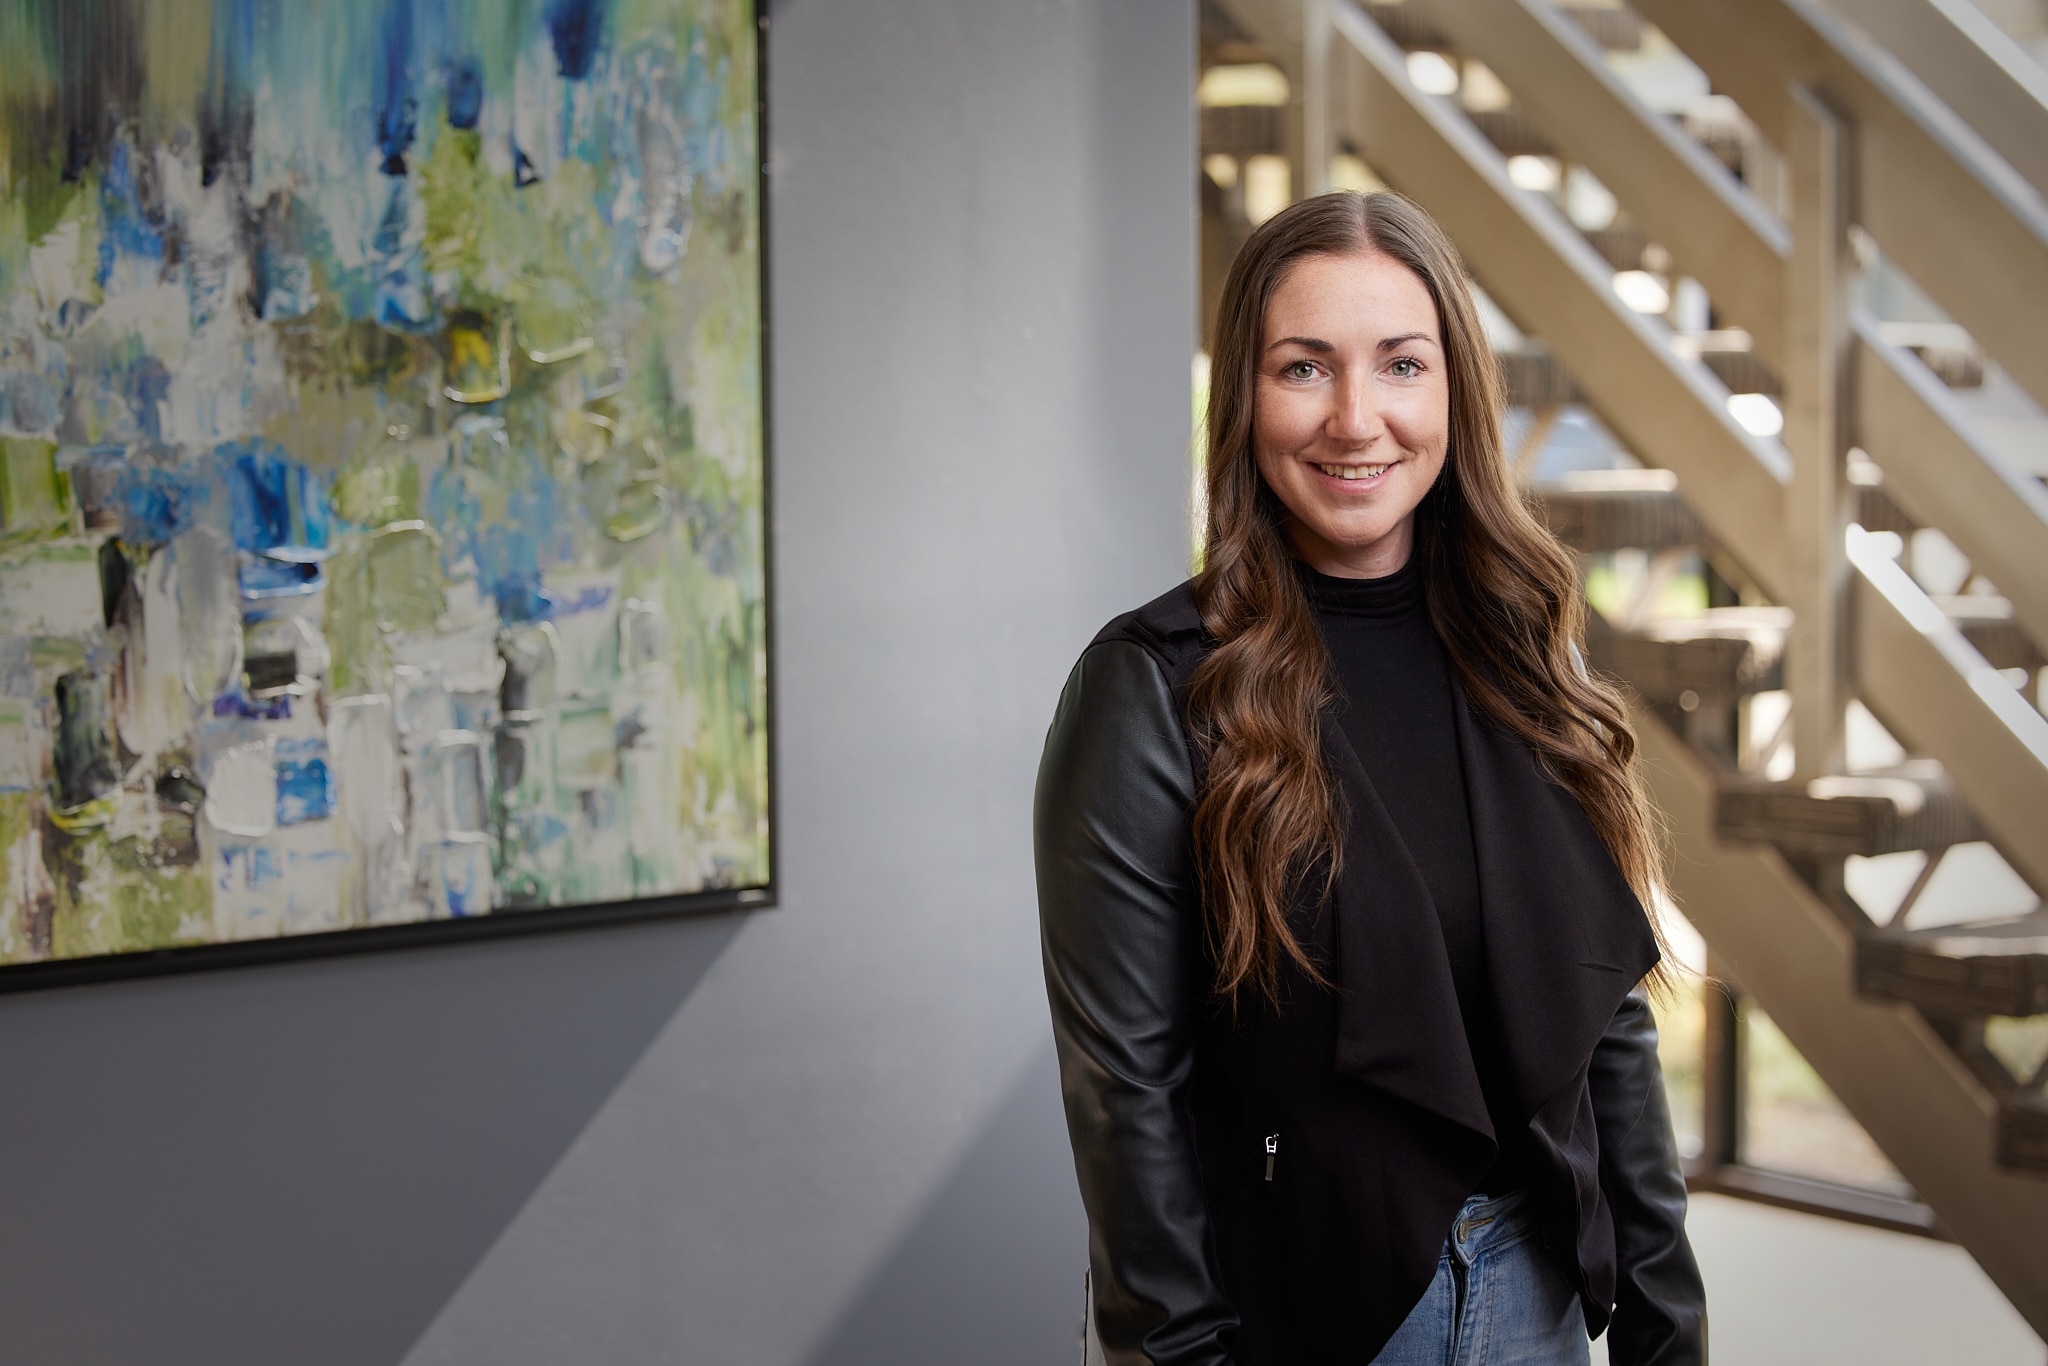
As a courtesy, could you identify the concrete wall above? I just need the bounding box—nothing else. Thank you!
[0,2,1196,1362]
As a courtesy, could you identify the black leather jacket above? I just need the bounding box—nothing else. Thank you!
[1036,585,1706,1365]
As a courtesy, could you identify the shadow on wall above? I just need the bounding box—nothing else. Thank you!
[0,911,744,1366]
[806,1046,1087,1366]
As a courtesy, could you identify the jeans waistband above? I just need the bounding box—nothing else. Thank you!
[1446,1188,1534,1266]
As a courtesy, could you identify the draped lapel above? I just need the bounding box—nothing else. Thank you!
[1453,686,1661,1120]
[1321,716,1495,1142]
[1319,685,1660,1141]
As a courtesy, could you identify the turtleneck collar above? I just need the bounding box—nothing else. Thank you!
[1295,553,1426,621]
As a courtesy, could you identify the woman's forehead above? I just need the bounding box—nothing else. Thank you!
[1264,251,1439,342]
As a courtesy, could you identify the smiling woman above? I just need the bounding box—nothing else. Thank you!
[1036,192,1708,1366]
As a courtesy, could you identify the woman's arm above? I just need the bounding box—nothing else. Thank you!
[1036,639,1241,1366]
[1591,990,1709,1365]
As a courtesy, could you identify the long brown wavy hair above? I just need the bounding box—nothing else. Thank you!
[1191,190,1671,1002]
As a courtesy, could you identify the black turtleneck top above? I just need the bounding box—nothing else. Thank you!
[1300,556,1527,1193]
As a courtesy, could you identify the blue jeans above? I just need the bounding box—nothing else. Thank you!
[1370,1190,1591,1365]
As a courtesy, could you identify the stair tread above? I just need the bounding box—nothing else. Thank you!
[1931,596,2046,673]
[1535,481,2034,675]
[1588,606,1787,698]
[1857,910,2048,1018]
[1589,593,2038,700]
[1864,909,2048,953]
[1630,607,1791,640]
[1934,595,2023,622]
[1534,473,1699,553]
[1716,763,1984,855]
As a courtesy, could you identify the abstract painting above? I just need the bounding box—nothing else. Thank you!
[0,0,767,975]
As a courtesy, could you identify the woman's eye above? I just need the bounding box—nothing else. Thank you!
[1388,357,1421,378]
[1284,361,1318,380]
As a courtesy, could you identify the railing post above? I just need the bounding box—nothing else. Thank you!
[1301,0,1333,197]
[1699,958,1746,1178]
[1785,85,1853,782]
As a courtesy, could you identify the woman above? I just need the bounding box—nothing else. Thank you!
[1035,191,1705,1365]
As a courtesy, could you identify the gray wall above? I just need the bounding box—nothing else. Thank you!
[0,2,1195,1363]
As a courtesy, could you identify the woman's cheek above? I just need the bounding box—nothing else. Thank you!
[1276,395,1329,447]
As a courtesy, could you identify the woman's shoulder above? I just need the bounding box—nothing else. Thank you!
[1086,578,1205,680]
[1044,581,1204,811]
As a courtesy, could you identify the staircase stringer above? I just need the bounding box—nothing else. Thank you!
[1637,708,2048,1334]
[1634,0,2048,415]
[1852,313,2048,654]
[1851,537,2048,893]
[1821,0,2048,202]
[1412,0,1791,366]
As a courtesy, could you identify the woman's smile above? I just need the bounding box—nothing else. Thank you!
[1312,460,1395,483]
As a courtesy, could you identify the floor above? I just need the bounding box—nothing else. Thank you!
[1588,1193,2045,1365]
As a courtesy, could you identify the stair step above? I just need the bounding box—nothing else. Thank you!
[1362,1,1449,51]
[1716,765,1984,856]
[1470,108,1555,160]
[1587,606,1788,699]
[1857,911,2048,1018]
[1933,596,2047,675]
[1587,595,2038,686]
[1535,471,1699,553]
[1998,1096,2048,1175]
[1537,475,1914,557]
[1502,350,1584,409]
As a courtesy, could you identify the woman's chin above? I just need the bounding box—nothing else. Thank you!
[1290,515,1417,576]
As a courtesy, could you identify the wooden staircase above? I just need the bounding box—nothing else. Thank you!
[1542,475,2048,1189]
[1208,0,2048,1334]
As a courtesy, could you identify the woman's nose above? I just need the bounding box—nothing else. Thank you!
[1327,377,1382,443]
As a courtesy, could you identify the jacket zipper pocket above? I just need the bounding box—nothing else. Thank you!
[1264,1132,1279,1181]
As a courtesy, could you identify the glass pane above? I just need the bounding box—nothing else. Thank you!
[1651,975,1705,1164]
[1740,1003,1913,1198]
[1650,904,1709,1165]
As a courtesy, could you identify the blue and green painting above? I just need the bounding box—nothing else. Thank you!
[0,0,766,963]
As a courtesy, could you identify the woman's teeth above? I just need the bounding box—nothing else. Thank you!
[1315,462,1391,481]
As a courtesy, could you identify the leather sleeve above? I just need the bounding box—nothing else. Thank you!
[1591,990,1709,1365]
[1036,640,1241,1366]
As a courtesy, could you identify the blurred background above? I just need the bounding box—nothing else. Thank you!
[1,0,2043,1362]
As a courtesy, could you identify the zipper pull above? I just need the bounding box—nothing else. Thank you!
[1264,1133,1279,1181]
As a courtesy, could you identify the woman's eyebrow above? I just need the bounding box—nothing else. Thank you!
[1264,335,1334,354]
[1263,331,1438,355]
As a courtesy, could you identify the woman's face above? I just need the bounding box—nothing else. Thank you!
[1252,250,1450,579]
